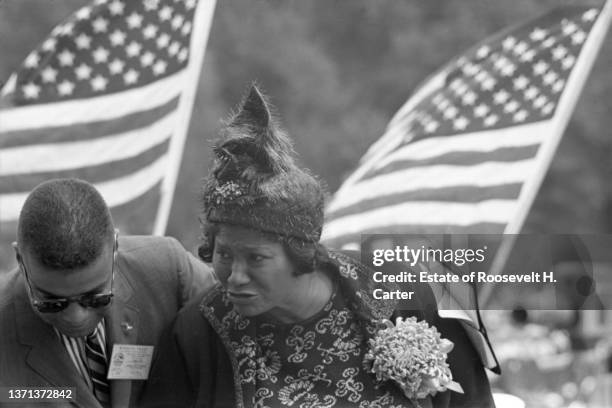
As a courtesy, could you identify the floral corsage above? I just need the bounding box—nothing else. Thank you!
[363,316,464,406]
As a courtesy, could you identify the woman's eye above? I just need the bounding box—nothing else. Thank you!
[250,254,264,262]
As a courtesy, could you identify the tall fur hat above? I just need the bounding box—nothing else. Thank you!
[202,84,325,242]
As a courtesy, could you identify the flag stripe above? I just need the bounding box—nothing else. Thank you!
[359,121,549,176]
[327,160,536,213]
[0,139,170,194]
[0,111,177,175]
[0,96,179,148]
[361,145,539,181]
[0,70,186,132]
[323,199,516,241]
[326,183,523,222]
[335,120,551,199]
[0,154,168,222]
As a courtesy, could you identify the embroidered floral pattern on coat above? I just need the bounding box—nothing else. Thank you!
[202,288,420,408]
[199,251,431,407]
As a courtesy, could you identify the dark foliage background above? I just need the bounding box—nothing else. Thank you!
[1,0,611,269]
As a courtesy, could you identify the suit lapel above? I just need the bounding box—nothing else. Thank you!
[15,280,101,408]
[106,263,141,408]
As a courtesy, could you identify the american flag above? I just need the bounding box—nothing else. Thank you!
[322,4,610,248]
[321,3,612,372]
[0,0,215,236]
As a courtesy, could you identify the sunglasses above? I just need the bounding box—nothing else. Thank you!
[20,233,117,314]
[28,290,114,313]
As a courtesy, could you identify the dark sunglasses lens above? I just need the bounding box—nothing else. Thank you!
[80,294,113,308]
[35,300,69,313]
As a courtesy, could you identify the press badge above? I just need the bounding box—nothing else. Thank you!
[107,344,154,380]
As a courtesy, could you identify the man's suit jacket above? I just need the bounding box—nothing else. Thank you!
[0,235,216,408]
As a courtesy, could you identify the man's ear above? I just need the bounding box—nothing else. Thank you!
[12,242,24,267]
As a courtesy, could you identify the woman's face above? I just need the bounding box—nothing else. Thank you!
[212,224,302,320]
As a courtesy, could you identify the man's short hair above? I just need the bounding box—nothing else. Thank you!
[17,179,115,270]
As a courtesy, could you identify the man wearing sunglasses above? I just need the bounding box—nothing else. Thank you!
[0,179,216,407]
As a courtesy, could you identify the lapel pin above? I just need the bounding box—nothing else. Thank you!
[121,322,133,332]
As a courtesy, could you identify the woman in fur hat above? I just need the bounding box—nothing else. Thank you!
[142,85,495,408]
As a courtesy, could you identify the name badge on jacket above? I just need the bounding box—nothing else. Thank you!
[107,344,154,380]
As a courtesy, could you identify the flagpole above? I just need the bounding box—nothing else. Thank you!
[152,0,216,236]
[479,0,612,306]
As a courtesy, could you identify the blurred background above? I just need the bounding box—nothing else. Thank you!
[2,1,612,406]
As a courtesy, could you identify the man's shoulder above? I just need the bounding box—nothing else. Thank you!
[118,235,183,253]
[115,235,214,297]
[117,235,190,267]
